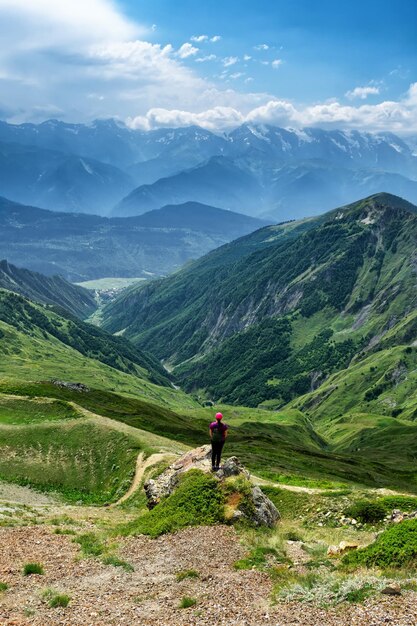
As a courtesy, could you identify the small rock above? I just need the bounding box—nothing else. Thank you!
[338,541,359,553]
[381,583,402,596]
[327,545,339,557]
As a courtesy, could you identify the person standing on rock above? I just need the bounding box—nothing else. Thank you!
[209,412,228,471]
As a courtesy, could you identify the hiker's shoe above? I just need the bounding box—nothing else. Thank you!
[211,466,217,472]
[215,466,220,471]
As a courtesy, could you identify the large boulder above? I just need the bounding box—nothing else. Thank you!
[144,445,280,528]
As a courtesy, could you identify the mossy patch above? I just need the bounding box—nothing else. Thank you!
[343,519,417,569]
[121,470,225,538]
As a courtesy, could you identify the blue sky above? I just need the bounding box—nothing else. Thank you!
[125,0,416,101]
[0,0,415,133]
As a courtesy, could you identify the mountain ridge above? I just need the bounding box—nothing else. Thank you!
[0,259,96,318]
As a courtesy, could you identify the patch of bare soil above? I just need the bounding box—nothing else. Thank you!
[0,525,416,626]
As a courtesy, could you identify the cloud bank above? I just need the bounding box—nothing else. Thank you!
[128,84,417,133]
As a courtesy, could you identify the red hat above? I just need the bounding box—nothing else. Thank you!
[215,412,223,420]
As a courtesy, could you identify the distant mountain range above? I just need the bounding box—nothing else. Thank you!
[0,196,268,281]
[102,193,417,410]
[0,119,416,219]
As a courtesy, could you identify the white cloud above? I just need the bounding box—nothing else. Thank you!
[210,35,221,42]
[223,56,238,67]
[0,0,141,47]
[128,105,245,131]
[260,61,270,66]
[272,59,283,69]
[176,43,199,58]
[195,54,217,63]
[191,35,208,42]
[254,44,269,51]
[243,54,252,61]
[230,72,244,80]
[127,83,417,134]
[346,85,380,100]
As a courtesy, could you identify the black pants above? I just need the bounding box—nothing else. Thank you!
[211,440,225,468]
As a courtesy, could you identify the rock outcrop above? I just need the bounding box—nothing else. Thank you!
[144,445,280,528]
[51,379,90,393]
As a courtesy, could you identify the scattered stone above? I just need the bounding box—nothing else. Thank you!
[51,379,90,393]
[390,509,417,524]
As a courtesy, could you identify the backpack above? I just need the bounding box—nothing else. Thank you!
[211,422,224,443]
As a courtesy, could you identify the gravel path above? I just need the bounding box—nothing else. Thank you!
[1,525,417,626]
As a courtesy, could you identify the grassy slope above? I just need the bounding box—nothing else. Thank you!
[0,392,188,505]
[0,288,174,389]
[2,377,417,494]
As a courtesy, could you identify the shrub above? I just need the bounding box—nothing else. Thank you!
[343,519,417,569]
[42,588,71,608]
[344,500,386,524]
[23,563,44,576]
[176,570,199,581]
[284,530,304,542]
[379,496,417,512]
[0,582,8,591]
[121,470,225,538]
[277,573,385,606]
[234,547,287,571]
[179,596,197,609]
[49,594,71,608]
[102,556,134,572]
[74,533,106,557]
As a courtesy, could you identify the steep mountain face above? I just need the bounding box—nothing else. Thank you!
[0,196,266,281]
[0,288,171,387]
[102,193,417,407]
[0,141,134,215]
[0,259,96,318]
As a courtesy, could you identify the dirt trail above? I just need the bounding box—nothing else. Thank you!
[252,475,414,497]
[252,475,322,494]
[114,452,171,506]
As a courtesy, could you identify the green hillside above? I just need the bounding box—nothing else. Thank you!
[0,288,172,388]
[102,193,417,411]
[0,258,96,318]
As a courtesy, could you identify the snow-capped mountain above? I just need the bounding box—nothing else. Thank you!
[0,118,416,218]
